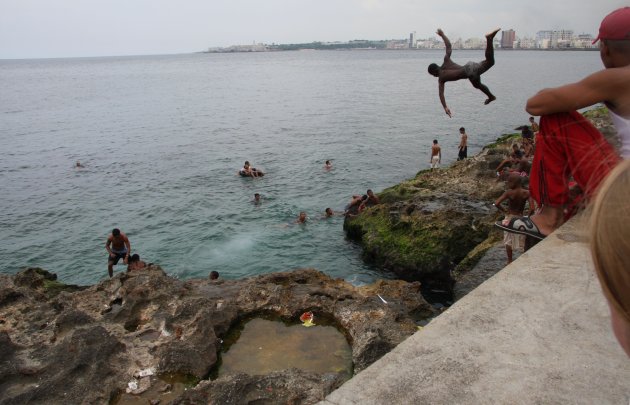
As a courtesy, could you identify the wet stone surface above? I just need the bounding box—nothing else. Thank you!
[0,267,435,405]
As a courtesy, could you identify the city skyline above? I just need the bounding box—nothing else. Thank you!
[1,0,626,59]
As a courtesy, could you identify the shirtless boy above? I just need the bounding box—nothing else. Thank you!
[428,28,500,117]
[494,174,535,264]
[457,127,468,160]
[430,140,441,170]
[106,228,131,277]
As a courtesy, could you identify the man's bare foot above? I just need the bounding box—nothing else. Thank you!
[484,95,496,105]
[486,28,501,39]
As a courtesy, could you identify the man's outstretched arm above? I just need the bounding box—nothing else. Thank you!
[436,29,452,60]
[439,82,452,117]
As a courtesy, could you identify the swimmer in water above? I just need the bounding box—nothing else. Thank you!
[296,212,307,224]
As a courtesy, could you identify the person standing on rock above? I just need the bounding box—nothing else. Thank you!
[493,174,535,264]
[106,228,131,277]
[428,28,500,117]
[430,139,441,170]
[457,127,468,160]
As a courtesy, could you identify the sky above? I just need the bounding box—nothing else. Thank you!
[0,0,627,59]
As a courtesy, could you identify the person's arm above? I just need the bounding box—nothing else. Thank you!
[123,235,131,261]
[493,193,508,213]
[437,29,452,60]
[526,68,627,116]
[105,237,112,255]
[438,148,442,163]
[439,82,452,117]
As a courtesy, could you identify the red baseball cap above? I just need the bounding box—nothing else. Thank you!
[593,7,630,44]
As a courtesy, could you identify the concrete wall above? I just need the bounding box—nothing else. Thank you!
[320,218,630,404]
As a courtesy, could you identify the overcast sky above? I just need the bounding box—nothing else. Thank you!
[0,0,627,59]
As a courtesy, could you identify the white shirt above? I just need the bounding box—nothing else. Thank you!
[610,109,630,159]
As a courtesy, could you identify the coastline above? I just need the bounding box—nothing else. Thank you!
[343,106,615,303]
[0,107,616,404]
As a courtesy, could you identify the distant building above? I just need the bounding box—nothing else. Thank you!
[463,37,484,49]
[409,32,416,48]
[536,30,574,48]
[501,30,516,48]
[517,37,536,49]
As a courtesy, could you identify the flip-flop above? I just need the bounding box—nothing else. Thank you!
[494,216,546,240]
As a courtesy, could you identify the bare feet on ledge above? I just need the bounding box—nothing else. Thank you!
[486,28,501,39]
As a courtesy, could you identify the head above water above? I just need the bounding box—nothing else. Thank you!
[130,254,140,262]
[433,139,438,145]
[459,127,465,133]
[325,208,333,216]
[112,228,121,237]
[210,271,219,280]
[428,63,440,77]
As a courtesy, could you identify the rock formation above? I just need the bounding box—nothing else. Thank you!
[0,267,435,404]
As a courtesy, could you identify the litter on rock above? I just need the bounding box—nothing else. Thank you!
[299,311,316,327]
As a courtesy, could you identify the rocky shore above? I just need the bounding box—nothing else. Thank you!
[0,108,615,405]
[0,267,435,404]
[344,106,616,301]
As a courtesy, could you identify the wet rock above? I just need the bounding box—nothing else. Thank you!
[0,267,435,405]
[173,369,345,405]
[13,267,56,289]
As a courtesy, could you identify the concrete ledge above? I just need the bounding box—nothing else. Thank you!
[320,218,630,404]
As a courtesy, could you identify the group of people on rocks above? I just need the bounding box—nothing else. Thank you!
[429,8,630,357]
[105,228,146,277]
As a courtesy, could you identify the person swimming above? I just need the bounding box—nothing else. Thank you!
[239,161,264,177]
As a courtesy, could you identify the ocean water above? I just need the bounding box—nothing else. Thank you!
[0,50,602,285]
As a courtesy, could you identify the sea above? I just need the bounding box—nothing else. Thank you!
[0,50,603,286]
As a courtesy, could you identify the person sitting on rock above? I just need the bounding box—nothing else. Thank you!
[497,159,530,183]
[365,189,380,207]
[127,254,146,271]
[497,7,630,240]
[495,144,524,174]
[345,195,367,218]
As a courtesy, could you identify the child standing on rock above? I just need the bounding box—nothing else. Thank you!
[493,174,536,264]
